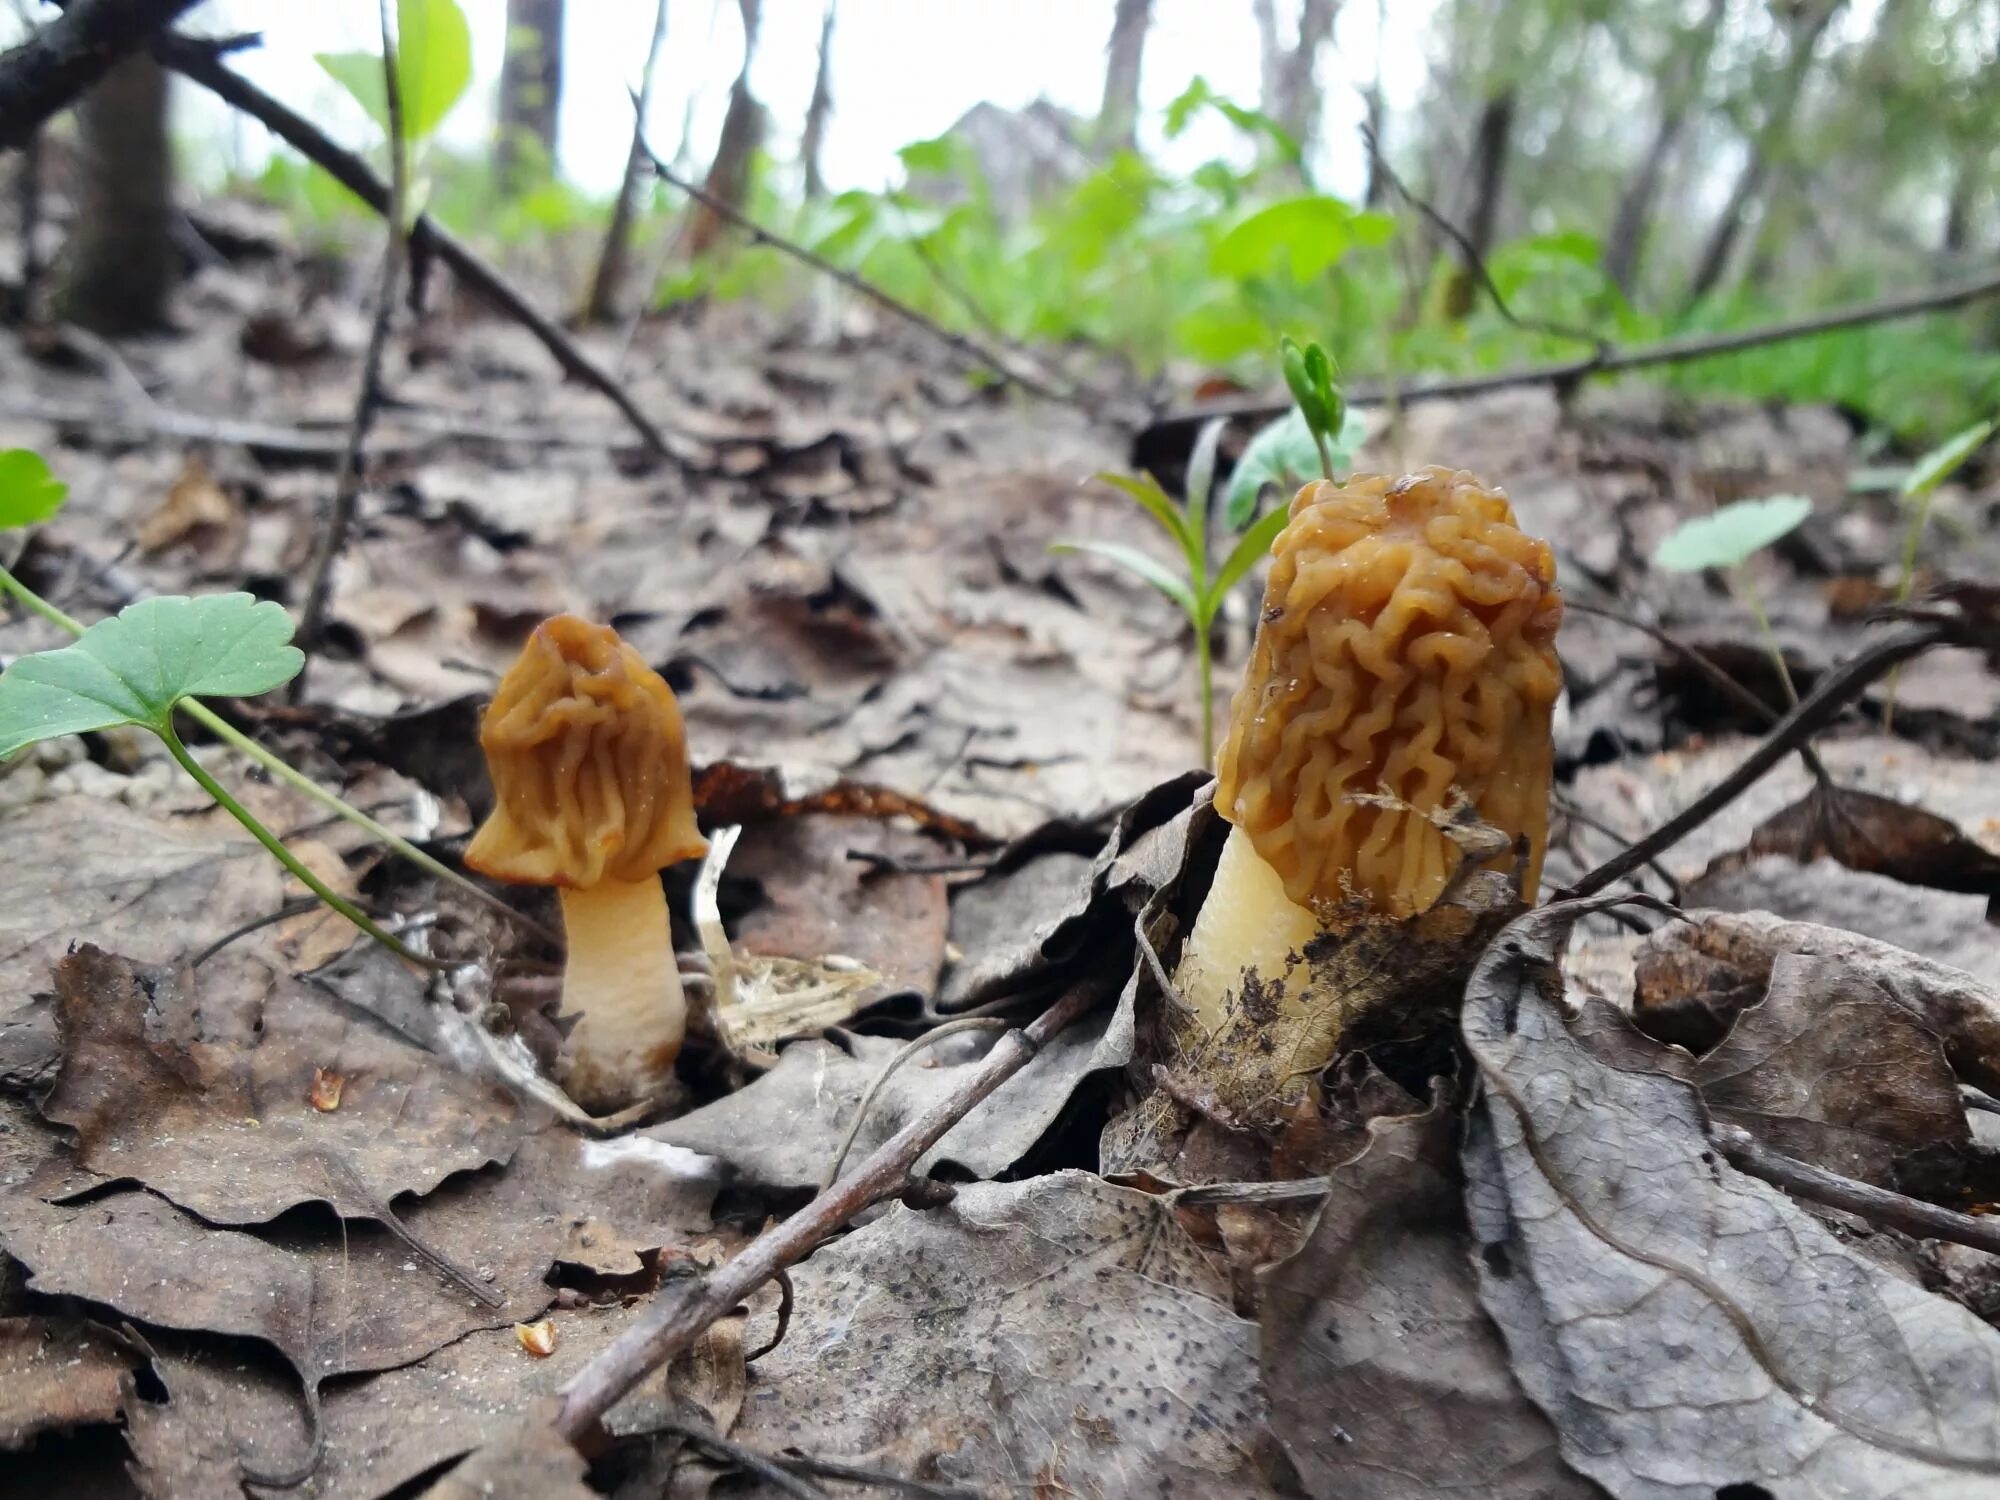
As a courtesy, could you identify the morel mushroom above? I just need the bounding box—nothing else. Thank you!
[1176,467,1562,1031]
[466,615,708,1112]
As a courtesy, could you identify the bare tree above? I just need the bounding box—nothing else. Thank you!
[1095,0,1150,158]
[1251,0,1341,161]
[1360,0,1388,206]
[61,51,172,333]
[1603,0,1728,297]
[497,0,566,194]
[1684,0,1846,306]
[582,0,670,324]
[1441,86,1515,318]
[799,0,836,199]
[687,0,763,257]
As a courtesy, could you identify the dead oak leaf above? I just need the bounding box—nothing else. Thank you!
[0,1317,141,1449]
[42,947,524,1225]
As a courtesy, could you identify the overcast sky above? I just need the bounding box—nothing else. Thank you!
[169,1,1438,200]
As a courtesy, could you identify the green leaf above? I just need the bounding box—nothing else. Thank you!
[1049,541,1197,619]
[0,449,68,529]
[1901,418,1994,501]
[315,0,472,145]
[1653,495,1813,573]
[1207,503,1292,618]
[1224,407,1367,528]
[1093,472,1194,557]
[1212,196,1392,282]
[0,594,303,757]
[1185,418,1226,556]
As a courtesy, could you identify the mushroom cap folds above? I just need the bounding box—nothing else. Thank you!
[465,615,708,888]
[1213,466,1562,918]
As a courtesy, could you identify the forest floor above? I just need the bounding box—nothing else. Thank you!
[4,206,2000,1498]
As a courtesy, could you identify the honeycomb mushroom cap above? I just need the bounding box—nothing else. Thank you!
[465,615,708,887]
[1213,467,1562,918]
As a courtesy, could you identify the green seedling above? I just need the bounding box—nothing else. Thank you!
[1653,493,1814,706]
[0,449,537,965]
[1882,415,1994,730]
[317,0,474,219]
[1054,337,1351,765]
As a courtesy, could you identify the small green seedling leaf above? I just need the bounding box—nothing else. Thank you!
[0,593,303,757]
[1279,336,1326,432]
[1902,418,1993,501]
[1093,471,1194,555]
[1048,540,1198,618]
[1208,503,1292,617]
[316,0,472,145]
[0,449,68,529]
[1653,494,1812,573]
[1185,417,1226,551]
[1224,406,1367,528]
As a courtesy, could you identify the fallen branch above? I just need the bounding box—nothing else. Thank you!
[1714,1122,2000,1261]
[0,0,199,150]
[294,0,404,690]
[1156,260,2000,427]
[555,978,1104,1443]
[1563,618,1949,898]
[156,32,669,456]
[633,132,1088,412]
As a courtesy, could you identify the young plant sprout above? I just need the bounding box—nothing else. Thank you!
[1177,467,1564,1035]
[1652,493,1814,705]
[465,615,708,1113]
[1053,336,1361,765]
[1883,416,1994,730]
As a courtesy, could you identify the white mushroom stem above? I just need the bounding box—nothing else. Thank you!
[557,876,685,1113]
[1175,824,1321,1035]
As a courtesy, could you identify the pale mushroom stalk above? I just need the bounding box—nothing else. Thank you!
[556,878,687,1111]
[1176,467,1563,1042]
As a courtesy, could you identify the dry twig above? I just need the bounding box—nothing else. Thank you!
[292,0,405,690]
[555,979,1104,1443]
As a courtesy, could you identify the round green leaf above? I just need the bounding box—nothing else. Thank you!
[1653,495,1813,573]
[1224,407,1368,529]
[0,448,68,529]
[0,594,303,757]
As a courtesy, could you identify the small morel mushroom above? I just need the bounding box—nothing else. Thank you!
[1176,467,1562,1033]
[466,615,708,1113]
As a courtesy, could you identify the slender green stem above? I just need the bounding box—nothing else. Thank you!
[0,564,83,633]
[161,720,447,970]
[1196,616,1215,768]
[1311,428,1334,482]
[0,563,556,946]
[1734,565,1798,709]
[1880,486,1941,735]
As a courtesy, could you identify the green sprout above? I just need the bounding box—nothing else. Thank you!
[1653,493,1814,705]
[316,0,473,219]
[0,449,530,967]
[1053,337,1355,765]
[1882,415,1993,731]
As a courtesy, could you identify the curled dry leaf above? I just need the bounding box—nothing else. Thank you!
[0,1318,140,1449]
[1464,899,2000,1497]
[310,1066,345,1112]
[729,1172,1281,1495]
[514,1319,558,1358]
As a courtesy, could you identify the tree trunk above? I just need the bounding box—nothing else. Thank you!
[61,51,172,334]
[581,0,670,325]
[800,0,836,199]
[1941,150,1979,258]
[1095,0,1149,158]
[497,0,565,194]
[1441,88,1514,320]
[1603,0,1726,297]
[1359,0,1387,206]
[1252,0,1340,166]
[1684,0,1844,307]
[686,0,762,258]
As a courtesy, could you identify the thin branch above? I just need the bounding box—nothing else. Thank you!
[0,0,199,149]
[156,32,669,456]
[1713,1122,2000,1261]
[633,130,1083,409]
[654,1416,828,1500]
[1157,260,2000,427]
[293,0,405,691]
[1359,121,1606,352]
[555,978,1104,1443]
[773,1450,981,1498]
[1562,620,1949,899]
